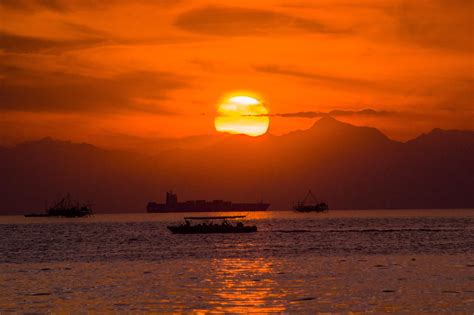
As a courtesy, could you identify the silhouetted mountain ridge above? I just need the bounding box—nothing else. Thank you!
[0,118,472,213]
[408,128,474,147]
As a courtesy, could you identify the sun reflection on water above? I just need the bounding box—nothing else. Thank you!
[195,258,286,313]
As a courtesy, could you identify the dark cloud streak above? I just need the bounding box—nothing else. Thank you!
[0,32,108,53]
[0,67,188,114]
[0,0,67,12]
[391,0,473,52]
[250,109,391,118]
[175,5,342,36]
[254,64,394,92]
[1,0,183,12]
[0,29,199,54]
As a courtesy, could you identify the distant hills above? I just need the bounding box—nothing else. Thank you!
[1,116,473,214]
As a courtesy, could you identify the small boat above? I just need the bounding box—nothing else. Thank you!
[167,215,257,234]
[24,213,49,217]
[294,190,329,212]
[24,194,93,218]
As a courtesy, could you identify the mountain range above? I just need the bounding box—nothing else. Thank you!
[1,116,473,214]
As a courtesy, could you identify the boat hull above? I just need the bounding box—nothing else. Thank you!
[24,214,49,217]
[293,204,329,212]
[167,225,257,234]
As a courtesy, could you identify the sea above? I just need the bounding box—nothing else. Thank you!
[0,210,473,313]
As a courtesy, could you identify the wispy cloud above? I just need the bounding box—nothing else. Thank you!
[0,66,188,114]
[0,32,109,53]
[0,0,183,12]
[391,0,473,52]
[0,0,67,12]
[254,65,393,92]
[175,5,344,36]
[252,109,391,118]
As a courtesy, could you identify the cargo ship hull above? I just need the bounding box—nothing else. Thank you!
[147,192,269,213]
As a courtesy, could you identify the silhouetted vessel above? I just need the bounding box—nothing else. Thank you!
[24,194,93,218]
[147,191,269,213]
[294,190,329,212]
[167,216,257,234]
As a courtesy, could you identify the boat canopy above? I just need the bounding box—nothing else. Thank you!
[184,215,246,220]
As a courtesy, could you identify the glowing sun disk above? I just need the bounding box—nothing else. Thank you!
[214,94,269,137]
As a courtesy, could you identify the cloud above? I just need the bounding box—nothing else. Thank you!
[256,64,474,111]
[0,0,67,11]
[391,0,473,52]
[254,64,392,92]
[0,66,188,114]
[174,5,342,36]
[0,19,115,53]
[0,32,109,53]
[329,109,390,116]
[0,0,183,12]
[257,109,391,118]
[0,29,197,54]
[279,0,472,52]
[430,77,474,112]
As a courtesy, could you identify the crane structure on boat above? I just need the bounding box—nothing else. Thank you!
[293,190,329,212]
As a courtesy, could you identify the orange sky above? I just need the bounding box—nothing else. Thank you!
[0,0,472,147]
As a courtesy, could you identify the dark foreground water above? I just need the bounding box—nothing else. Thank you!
[0,210,473,313]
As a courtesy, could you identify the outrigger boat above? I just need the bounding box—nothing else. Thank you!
[293,190,329,212]
[167,215,257,234]
[24,194,93,218]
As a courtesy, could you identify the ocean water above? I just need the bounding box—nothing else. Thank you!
[0,210,473,313]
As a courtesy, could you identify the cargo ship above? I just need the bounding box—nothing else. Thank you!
[147,191,270,213]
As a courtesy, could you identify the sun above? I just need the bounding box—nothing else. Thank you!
[214,94,269,137]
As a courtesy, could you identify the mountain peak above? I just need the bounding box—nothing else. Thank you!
[309,115,353,130]
[315,114,340,124]
[303,115,394,145]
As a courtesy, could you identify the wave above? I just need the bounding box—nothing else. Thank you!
[273,228,465,233]
[274,229,311,233]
